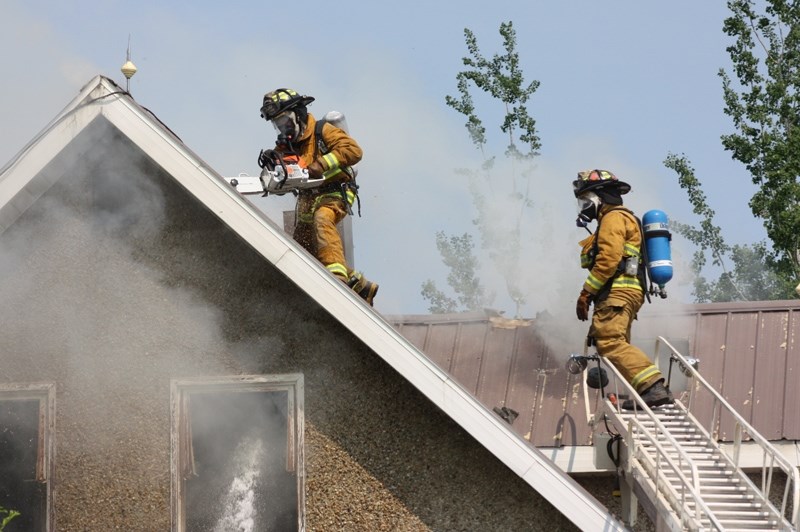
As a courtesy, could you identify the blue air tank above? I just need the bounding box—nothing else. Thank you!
[642,209,673,288]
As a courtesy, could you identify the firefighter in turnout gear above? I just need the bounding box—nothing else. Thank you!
[259,88,378,305]
[573,169,673,409]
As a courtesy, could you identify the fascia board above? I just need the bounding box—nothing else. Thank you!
[0,75,109,179]
[0,88,104,231]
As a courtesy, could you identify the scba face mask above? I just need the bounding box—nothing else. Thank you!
[272,111,300,141]
[576,192,601,228]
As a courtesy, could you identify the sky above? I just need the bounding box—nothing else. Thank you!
[0,0,767,317]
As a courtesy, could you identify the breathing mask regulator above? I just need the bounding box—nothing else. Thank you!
[576,192,601,230]
[272,111,301,141]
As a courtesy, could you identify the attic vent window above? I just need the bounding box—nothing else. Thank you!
[0,383,56,532]
[170,375,304,532]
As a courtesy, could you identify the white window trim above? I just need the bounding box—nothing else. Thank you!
[169,374,305,531]
[0,382,56,532]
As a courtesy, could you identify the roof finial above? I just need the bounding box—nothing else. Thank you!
[120,35,137,93]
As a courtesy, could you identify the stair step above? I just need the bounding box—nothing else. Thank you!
[708,510,773,519]
[698,485,747,492]
[610,400,787,531]
[705,502,764,511]
[639,455,726,468]
[707,520,780,529]
[701,493,756,501]
[659,469,734,479]
[638,445,720,456]
[701,521,780,532]
[705,528,781,532]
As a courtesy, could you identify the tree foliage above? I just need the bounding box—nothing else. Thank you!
[666,1,800,302]
[422,21,541,316]
[665,153,790,301]
[420,232,485,313]
[0,506,20,532]
[720,0,800,283]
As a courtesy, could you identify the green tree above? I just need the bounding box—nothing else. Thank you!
[666,1,800,301]
[420,232,485,313]
[665,154,790,301]
[421,21,541,316]
[719,0,800,285]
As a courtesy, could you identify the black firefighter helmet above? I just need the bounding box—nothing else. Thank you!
[260,88,315,121]
[573,169,630,226]
[572,169,630,198]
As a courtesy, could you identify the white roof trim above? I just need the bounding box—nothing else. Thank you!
[0,76,625,531]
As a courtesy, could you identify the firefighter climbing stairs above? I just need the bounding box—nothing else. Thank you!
[588,337,799,531]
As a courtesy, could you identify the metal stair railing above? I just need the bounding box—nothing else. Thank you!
[624,409,726,530]
[655,336,800,528]
[595,357,725,530]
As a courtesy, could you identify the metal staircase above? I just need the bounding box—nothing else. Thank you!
[584,337,799,531]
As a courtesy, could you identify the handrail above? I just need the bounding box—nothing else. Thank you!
[596,358,723,530]
[656,336,800,528]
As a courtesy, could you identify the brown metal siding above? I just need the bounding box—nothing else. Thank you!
[690,312,729,432]
[785,310,800,439]
[719,312,759,439]
[391,300,800,447]
[449,322,489,396]
[504,328,545,443]
[753,311,790,440]
[475,327,517,415]
[421,322,458,372]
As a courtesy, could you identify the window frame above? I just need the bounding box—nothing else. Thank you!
[169,374,305,531]
[0,382,56,532]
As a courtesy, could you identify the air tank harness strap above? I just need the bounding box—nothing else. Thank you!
[343,181,361,217]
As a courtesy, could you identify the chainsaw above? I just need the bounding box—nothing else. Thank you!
[258,149,325,196]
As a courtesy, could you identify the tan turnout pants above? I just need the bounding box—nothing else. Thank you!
[293,195,351,281]
[589,289,662,392]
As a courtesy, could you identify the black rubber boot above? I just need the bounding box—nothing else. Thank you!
[347,272,379,306]
[621,380,674,410]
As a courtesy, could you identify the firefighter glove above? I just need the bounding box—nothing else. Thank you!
[307,160,324,179]
[576,289,593,321]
